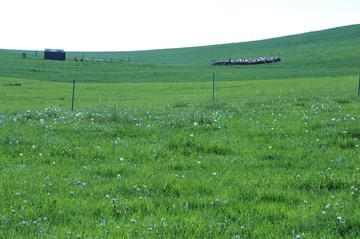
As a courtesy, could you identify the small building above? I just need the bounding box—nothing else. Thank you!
[44,48,66,61]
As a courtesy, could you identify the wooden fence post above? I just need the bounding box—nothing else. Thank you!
[358,75,360,97]
[212,73,216,103]
[72,80,76,111]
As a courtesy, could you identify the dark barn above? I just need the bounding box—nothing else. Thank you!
[44,49,66,61]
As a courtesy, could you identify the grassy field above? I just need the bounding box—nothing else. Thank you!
[1,25,360,238]
[1,24,360,83]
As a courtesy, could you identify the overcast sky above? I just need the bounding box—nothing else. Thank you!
[1,0,359,51]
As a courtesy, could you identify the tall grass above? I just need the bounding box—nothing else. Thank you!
[1,24,360,238]
[1,75,359,238]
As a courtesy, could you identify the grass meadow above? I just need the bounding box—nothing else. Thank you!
[1,25,360,238]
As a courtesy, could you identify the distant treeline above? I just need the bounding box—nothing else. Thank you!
[212,56,281,66]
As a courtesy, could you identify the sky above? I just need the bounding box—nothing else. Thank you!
[1,0,359,51]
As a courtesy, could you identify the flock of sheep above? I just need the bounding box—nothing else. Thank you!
[212,56,281,66]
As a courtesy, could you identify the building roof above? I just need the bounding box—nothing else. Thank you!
[45,48,65,53]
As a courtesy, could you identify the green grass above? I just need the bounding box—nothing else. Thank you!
[1,25,360,238]
[1,24,360,83]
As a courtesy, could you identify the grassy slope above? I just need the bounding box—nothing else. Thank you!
[1,77,359,238]
[1,24,360,83]
[1,25,360,238]
[0,76,358,113]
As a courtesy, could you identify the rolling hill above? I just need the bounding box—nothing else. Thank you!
[1,25,360,238]
[0,24,359,83]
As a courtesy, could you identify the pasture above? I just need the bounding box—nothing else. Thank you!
[1,25,360,238]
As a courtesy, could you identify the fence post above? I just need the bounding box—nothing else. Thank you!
[358,75,360,98]
[71,80,76,111]
[212,73,216,103]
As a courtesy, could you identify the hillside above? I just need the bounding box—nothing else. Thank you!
[71,24,360,65]
[2,24,360,238]
[0,24,359,83]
